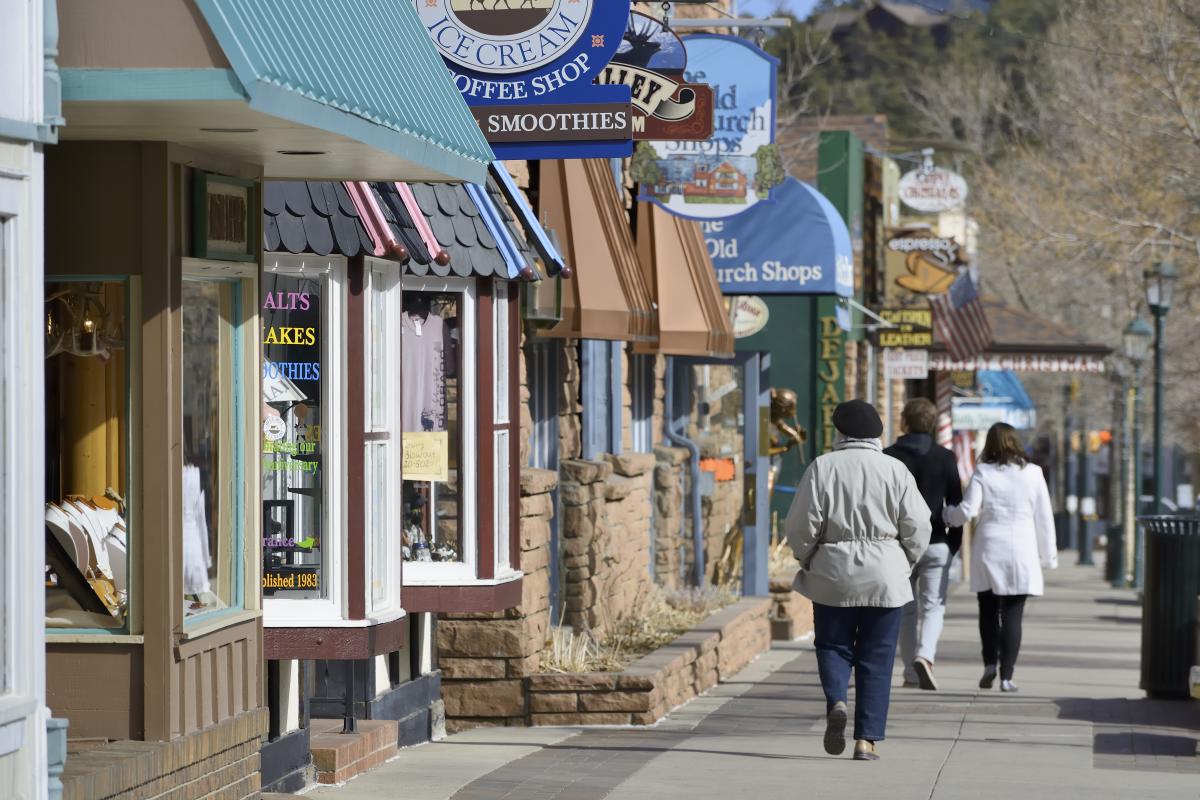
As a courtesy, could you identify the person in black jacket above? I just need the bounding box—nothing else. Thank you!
[884,398,963,690]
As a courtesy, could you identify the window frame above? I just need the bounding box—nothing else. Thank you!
[41,274,139,638]
[261,253,349,627]
[630,351,654,454]
[581,339,623,459]
[362,257,403,616]
[400,275,479,585]
[180,258,258,628]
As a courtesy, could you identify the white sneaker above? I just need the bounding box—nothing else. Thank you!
[1000,679,1019,693]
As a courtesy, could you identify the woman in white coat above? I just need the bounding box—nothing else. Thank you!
[944,423,1057,692]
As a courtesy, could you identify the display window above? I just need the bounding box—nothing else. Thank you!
[401,277,476,583]
[43,278,134,633]
[400,276,520,587]
[261,255,347,623]
[181,262,256,623]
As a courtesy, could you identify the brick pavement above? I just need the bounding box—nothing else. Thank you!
[306,561,1200,800]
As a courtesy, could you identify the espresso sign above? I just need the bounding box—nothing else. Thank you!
[417,0,634,159]
[593,12,714,141]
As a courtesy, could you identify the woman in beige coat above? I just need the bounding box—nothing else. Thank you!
[785,400,931,761]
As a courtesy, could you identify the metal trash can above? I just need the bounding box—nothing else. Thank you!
[1139,514,1200,697]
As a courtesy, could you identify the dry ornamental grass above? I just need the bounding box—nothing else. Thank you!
[540,583,738,674]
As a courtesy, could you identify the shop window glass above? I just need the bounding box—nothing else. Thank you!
[365,261,400,612]
[262,271,327,598]
[402,289,466,565]
[182,278,243,618]
[630,352,654,454]
[44,279,130,631]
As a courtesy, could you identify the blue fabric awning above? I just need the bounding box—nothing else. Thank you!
[953,370,1037,430]
[703,177,854,298]
[193,0,494,182]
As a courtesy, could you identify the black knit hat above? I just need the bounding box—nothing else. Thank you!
[832,400,883,439]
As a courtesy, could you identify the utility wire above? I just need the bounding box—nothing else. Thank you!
[906,0,1200,65]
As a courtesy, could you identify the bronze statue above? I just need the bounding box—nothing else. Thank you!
[768,388,807,500]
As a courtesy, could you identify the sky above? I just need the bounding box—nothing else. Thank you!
[735,0,821,20]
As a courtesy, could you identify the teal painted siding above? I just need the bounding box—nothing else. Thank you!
[62,69,246,102]
[194,0,493,178]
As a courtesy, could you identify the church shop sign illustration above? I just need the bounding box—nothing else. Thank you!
[633,34,783,220]
[417,0,634,159]
[594,12,714,141]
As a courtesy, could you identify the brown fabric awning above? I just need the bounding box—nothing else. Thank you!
[534,159,656,342]
[635,202,734,358]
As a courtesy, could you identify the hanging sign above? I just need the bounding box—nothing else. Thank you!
[878,307,933,348]
[417,0,634,159]
[883,230,962,306]
[898,167,969,213]
[883,348,930,380]
[633,34,782,219]
[729,295,769,338]
[703,177,853,296]
[594,12,714,141]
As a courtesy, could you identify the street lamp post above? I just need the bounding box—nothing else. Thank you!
[1123,316,1152,588]
[1144,262,1177,515]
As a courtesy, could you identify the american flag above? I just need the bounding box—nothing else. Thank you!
[931,272,992,361]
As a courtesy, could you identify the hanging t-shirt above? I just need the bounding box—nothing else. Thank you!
[402,310,447,433]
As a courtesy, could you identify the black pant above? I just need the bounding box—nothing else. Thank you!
[977,591,1027,681]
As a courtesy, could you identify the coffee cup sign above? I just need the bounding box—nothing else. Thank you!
[898,167,968,213]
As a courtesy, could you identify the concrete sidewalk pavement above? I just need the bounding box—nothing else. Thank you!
[302,561,1199,799]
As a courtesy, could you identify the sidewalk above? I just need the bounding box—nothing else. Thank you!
[301,562,1199,799]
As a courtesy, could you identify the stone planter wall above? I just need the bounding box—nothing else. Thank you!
[526,597,771,726]
[653,446,688,588]
[769,566,814,641]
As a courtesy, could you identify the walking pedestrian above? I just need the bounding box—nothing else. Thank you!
[885,398,964,691]
[785,400,931,761]
[943,422,1058,693]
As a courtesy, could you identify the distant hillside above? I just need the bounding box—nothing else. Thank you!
[772,0,1057,141]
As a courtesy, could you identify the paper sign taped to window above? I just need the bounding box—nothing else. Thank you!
[403,432,449,483]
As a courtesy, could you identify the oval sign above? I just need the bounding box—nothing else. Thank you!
[898,167,968,213]
[418,0,597,76]
[730,295,769,338]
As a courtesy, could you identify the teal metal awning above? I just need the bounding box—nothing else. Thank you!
[58,0,493,183]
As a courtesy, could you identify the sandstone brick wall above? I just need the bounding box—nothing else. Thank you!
[438,468,557,731]
[560,456,655,636]
[653,446,688,588]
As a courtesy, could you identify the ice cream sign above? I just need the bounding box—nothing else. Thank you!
[632,34,783,220]
[417,0,634,159]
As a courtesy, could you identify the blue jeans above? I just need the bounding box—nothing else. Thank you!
[813,603,904,742]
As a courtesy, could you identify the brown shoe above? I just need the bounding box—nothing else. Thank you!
[823,702,847,755]
[913,657,938,691]
[853,740,879,761]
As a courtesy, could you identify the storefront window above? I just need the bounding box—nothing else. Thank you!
[44,279,130,631]
[182,277,245,619]
[262,269,328,599]
[402,281,474,574]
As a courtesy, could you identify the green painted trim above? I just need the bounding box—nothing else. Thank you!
[0,116,58,145]
[248,82,491,184]
[62,68,246,102]
[192,173,258,262]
